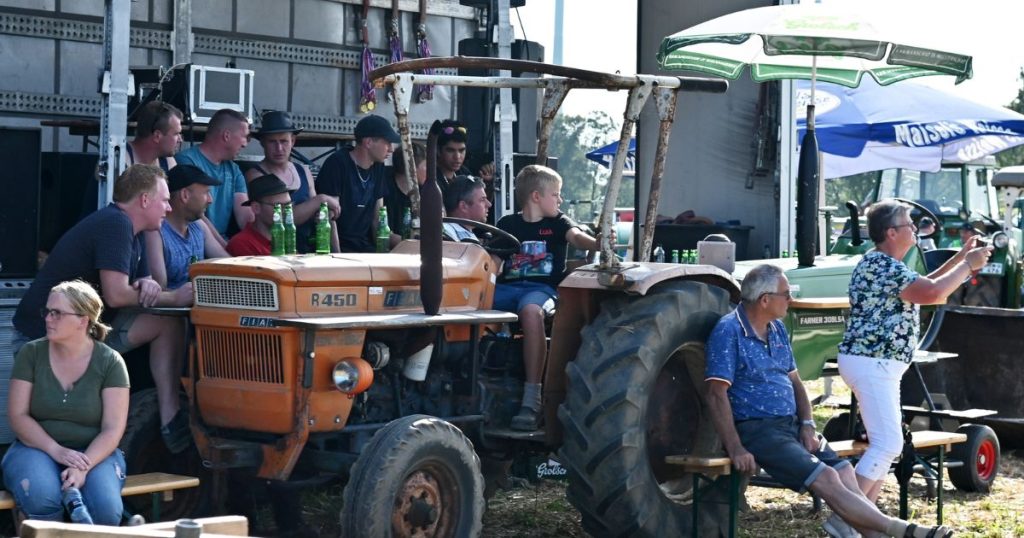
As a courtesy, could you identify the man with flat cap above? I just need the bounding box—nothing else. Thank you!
[145,164,230,292]
[246,110,339,253]
[315,114,401,253]
[226,174,292,256]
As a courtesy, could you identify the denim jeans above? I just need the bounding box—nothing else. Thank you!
[1,441,126,525]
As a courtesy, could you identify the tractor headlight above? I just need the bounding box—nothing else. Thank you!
[332,358,373,394]
[992,232,1009,250]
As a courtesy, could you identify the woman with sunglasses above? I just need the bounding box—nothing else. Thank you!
[837,199,991,507]
[3,280,130,527]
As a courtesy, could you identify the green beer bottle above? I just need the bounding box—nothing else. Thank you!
[402,207,412,240]
[271,204,285,256]
[376,206,391,253]
[316,202,330,255]
[282,203,296,255]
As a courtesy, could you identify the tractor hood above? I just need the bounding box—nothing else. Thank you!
[733,254,863,299]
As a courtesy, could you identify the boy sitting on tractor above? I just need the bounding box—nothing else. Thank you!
[495,165,603,430]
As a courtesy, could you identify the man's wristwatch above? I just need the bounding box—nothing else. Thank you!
[801,419,816,428]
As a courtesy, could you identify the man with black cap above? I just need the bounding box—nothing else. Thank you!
[145,164,230,292]
[246,111,340,253]
[315,114,401,252]
[226,174,292,256]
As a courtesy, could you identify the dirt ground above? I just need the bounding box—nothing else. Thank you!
[476,450,1024,537]
[266,380,1024,537]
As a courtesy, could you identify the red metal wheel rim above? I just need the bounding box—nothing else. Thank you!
[975,438,997,481]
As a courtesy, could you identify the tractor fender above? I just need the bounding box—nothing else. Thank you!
[543,265,739,446]
[558,262,740,301]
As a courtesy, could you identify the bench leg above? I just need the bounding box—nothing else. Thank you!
[690,472,739,538]
[692,473,700,538]
[936,446,944,525]
[152,492,161,522]
[728,472,738,538]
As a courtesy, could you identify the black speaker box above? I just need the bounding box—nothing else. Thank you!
[456,38,544,171]
[0,128,42,278]
[39,152,100,254]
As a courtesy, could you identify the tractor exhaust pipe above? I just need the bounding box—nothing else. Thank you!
[420,121,443,315]
[795,105,818,268]
[845,201,864,247]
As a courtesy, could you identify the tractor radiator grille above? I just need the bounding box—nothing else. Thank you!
[194,276,278,311]
[198,328,285,384]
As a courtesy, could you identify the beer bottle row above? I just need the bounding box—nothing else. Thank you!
[269,202,333,255]
[652,245,700,264]
[268,203,415,256]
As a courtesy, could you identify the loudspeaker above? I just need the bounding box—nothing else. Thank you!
[0,128,41,278]
[39,152,100,253]
[457,38,544,170]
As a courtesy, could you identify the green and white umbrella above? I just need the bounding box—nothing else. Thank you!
[657,3,973,266]
[657,4,973,90]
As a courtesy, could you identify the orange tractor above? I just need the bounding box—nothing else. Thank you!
[135,58,744,536]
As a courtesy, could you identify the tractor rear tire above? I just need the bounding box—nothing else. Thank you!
[340,415,484,537]
[948,423,1000,493]
[119,388,212,521]
[558,280,732,537]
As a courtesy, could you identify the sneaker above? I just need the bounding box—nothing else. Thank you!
[510,406,541,431]
[823,513,861,538]
[160,409,192,454]
[125,514,146,526]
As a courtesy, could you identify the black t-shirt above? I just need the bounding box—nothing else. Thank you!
[496,213,578,288]
[315,148,389,253]
[13,204,149,339]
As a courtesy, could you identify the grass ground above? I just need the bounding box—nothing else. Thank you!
[288,379,1023,537]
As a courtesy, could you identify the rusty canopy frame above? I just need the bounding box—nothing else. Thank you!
[370,56,727,271]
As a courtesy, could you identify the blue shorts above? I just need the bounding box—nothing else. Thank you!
[735,415,850,493]
[493,281,557,314]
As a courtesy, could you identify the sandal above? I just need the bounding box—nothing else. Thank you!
[903,523,953,538]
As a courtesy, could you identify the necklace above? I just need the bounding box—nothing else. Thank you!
[355,166,371,184]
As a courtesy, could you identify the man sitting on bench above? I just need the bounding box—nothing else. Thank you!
[705,264,953,538]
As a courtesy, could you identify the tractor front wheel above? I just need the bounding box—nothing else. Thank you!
[340,415,484,537]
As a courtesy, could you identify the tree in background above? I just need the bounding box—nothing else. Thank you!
[546,111,632,223]
[998,68,1024,167]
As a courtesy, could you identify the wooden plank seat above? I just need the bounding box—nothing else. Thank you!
[20,515,249,537]
[666,431,967,538]
[0,473,200,521]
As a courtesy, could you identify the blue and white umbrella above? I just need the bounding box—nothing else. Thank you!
[797,78,1024,179]
[586,138,636,171]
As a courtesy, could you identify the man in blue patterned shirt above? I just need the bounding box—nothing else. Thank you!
[705,264,952,538]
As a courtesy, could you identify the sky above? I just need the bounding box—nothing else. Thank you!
[512,0,1023,119]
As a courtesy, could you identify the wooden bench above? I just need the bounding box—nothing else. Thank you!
[0,473,200,522]
[666,430,967,538]
[20,515,248,537]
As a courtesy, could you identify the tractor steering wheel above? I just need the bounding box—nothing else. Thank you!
[441,217,522,256]
[894,198,941,239]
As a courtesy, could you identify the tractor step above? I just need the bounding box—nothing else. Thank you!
[482,427,547,441]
